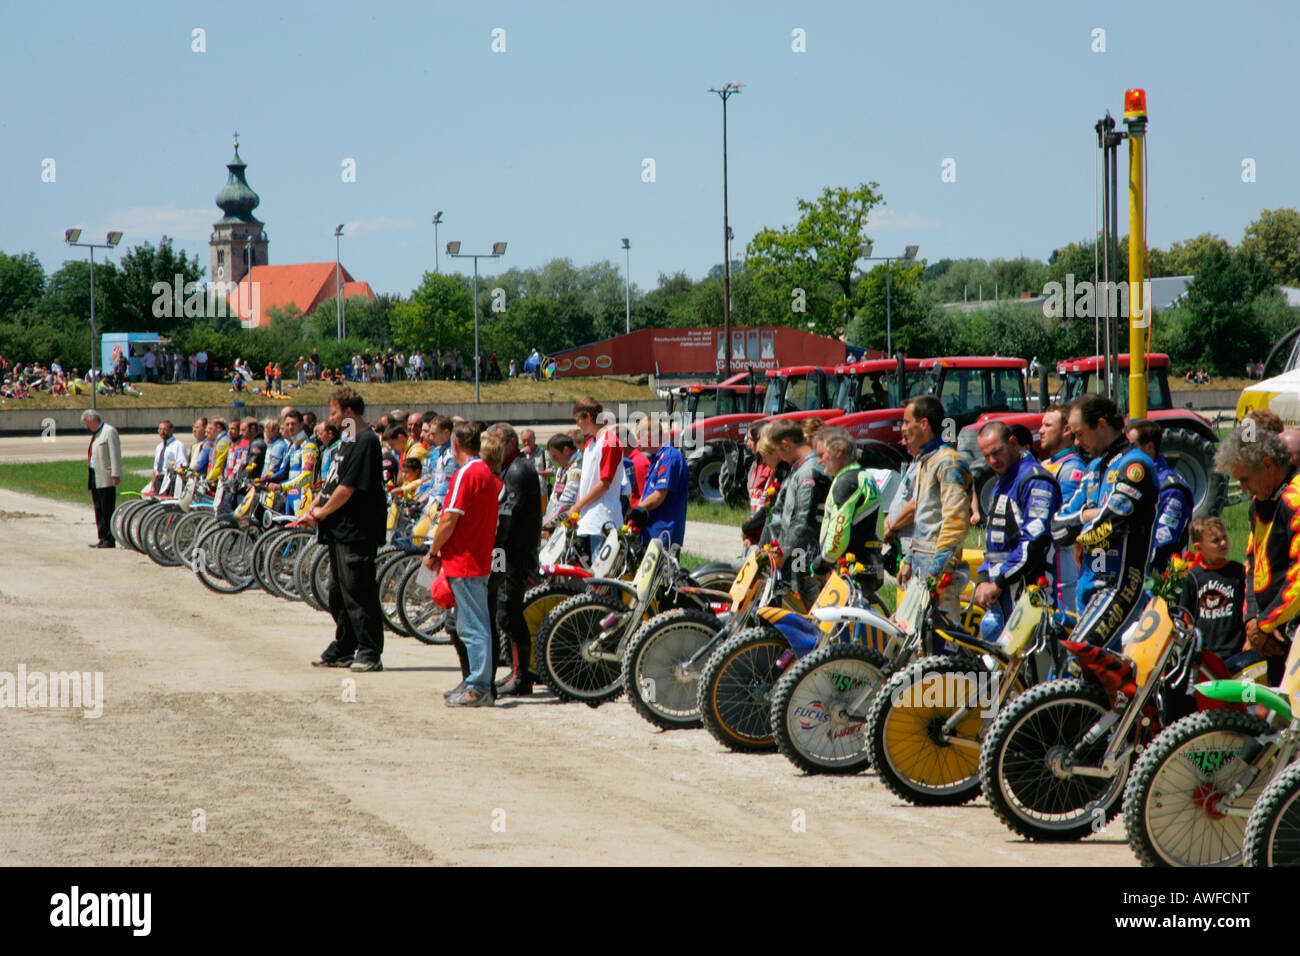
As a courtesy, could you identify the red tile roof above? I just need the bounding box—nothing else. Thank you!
[229,262,376,327]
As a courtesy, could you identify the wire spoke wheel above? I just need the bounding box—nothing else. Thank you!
[773,643,887,775]
[398,560,451,645]
[980,679,1127,841]
[536,593,625,704]
[1244,760,1300,866]
[623,608,721,729]
[867,657,991,802]
[1125,710,1273,867]
[698,626,788,752]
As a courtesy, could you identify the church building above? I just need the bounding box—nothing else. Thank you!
[210,137,374,328]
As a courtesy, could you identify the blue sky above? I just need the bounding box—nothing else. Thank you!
[3,0,1297,299]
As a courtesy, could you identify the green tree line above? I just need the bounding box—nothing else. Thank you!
[3,202,1298,378]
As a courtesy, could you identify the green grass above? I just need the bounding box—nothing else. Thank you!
[686,501,748,527]
[0,457,152,506]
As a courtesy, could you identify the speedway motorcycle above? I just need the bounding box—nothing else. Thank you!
[979,594,1254,842]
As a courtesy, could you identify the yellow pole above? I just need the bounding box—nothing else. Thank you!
[1125,88,1148,418]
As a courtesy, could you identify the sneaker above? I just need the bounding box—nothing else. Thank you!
[443,679,468,700]
[350,660,383,673]
[446,687,493,707]
[312,655,355,668]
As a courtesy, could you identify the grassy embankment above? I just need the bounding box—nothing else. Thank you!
[0,377,655,412]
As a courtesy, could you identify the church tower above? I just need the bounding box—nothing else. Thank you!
[209,134,268,287]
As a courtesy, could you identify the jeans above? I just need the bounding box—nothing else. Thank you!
[580,533,604,564]
[979,598,1007,643]
[450,575,493,692]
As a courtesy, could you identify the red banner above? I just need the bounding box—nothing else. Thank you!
[549,327,863,376]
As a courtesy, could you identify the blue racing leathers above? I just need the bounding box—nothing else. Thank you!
[1046,446,1086,616]
[1052,437,1159,648]
[1150,454,1193,574]
[978,451,1061,640]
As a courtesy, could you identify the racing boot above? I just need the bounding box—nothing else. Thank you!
[494,640,534,697]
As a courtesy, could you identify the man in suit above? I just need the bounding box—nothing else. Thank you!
[83,409,122,548]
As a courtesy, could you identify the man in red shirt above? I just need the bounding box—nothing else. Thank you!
[423,422,502,706]
[622,426,650,509]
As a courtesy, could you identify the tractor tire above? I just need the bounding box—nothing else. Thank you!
[689,448,727,506]
[1162,427,1226,518]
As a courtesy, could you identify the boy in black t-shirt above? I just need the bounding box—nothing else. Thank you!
[1178,517,1257,669]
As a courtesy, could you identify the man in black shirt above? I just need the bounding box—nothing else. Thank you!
[304,386,388,672]
[488,422,543,696]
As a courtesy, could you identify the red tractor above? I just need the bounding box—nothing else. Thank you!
[1056,353,1224,516]
[662,371,766,421]
[677,363,842,504]
[953,352,1224,518]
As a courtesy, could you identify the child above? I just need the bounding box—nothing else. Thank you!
[1177,517,1259,670]
[396,457,424,494]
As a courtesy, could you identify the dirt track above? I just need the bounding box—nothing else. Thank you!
[0,486,1134,866]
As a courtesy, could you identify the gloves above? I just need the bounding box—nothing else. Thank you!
[628,506,650,530]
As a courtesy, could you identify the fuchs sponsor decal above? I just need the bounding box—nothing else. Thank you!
[595,354,612,368]
[557,358,573,371]
[574,356,591,370]
[794,700,829,730]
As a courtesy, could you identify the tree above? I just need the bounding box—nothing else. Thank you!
[1046,238,1127,288]
[114,237,205,334]
[745,182,886,334]
[1180,245,1276,372]
[0,252,46,321]
[927,258,996,304]
[848,260,930,353]
[309,293,397,348]
[1160,233,1231,277]
[392,272,473,354]
[990,257,1047,298]
[1240,209,1300,286]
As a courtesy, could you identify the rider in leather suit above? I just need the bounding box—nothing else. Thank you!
[973,422,1061,641]
[1052,394,1159,648]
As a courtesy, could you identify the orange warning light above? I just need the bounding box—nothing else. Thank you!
[1124,88,1147,119]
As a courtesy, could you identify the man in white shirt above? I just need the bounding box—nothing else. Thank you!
[570,398,623,562]
[149,419,188,496]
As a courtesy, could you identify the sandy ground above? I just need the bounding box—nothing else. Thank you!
[0,486,1134,866]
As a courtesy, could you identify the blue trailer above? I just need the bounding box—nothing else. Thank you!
[101,333,172,381]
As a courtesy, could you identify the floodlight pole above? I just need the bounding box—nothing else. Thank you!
[334,225,345,341]
[66,232,123,411]
[858,246,918,358]
[710,83,743,377]
[448,246,506,404]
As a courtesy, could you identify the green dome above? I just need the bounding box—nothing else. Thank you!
[215,142,262,224]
